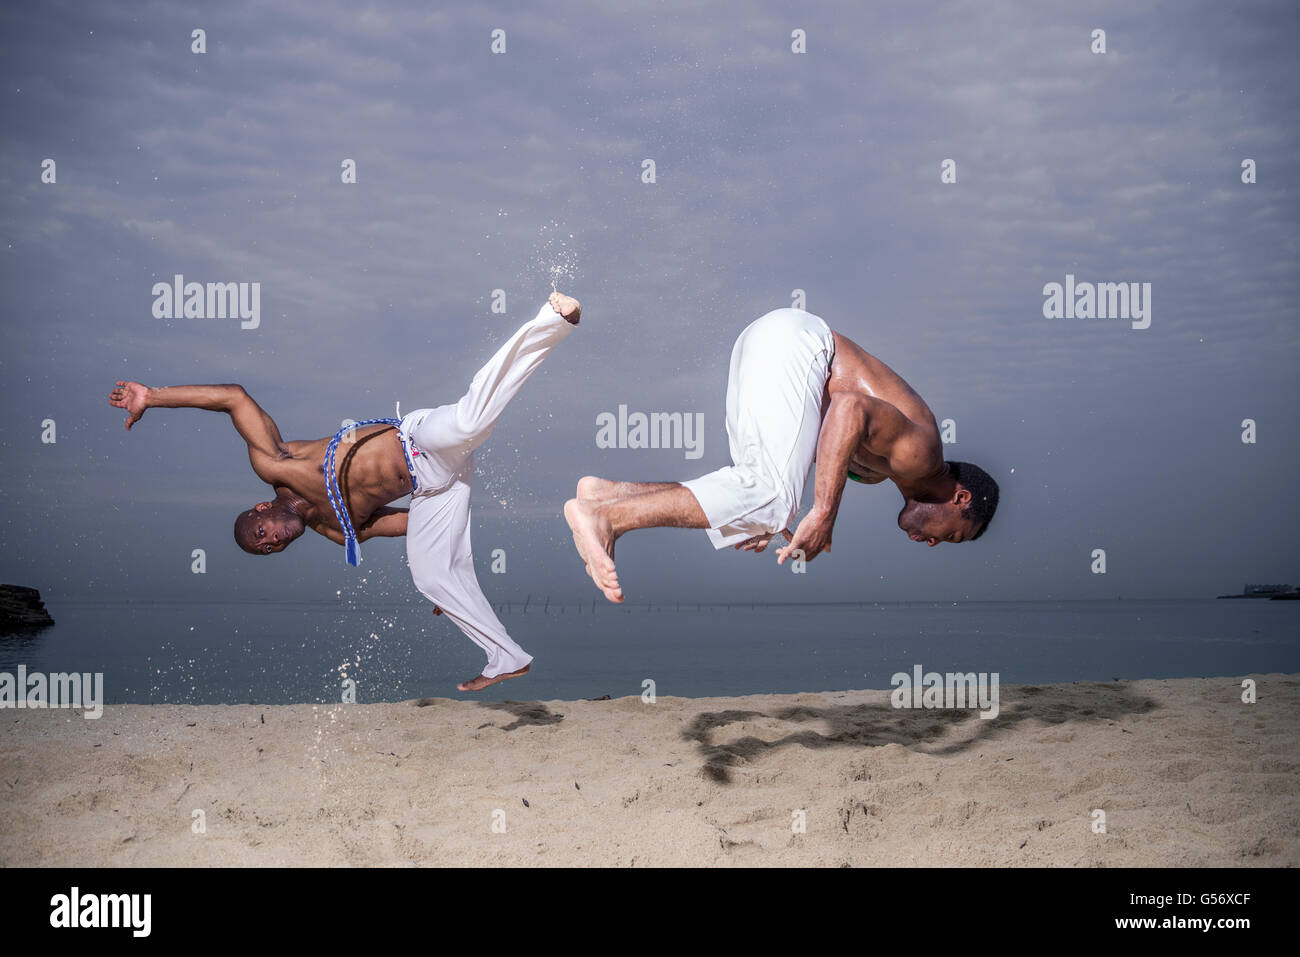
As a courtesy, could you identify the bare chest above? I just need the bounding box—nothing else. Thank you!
[278,430,411,527]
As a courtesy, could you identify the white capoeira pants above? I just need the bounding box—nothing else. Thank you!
[681,308,836,549]
[398,302,574,677]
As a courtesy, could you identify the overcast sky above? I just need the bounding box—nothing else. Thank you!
[1,0,1296,605]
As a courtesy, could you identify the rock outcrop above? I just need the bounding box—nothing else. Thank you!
[0,584,55,629]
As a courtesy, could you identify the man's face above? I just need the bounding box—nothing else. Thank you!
[244,503,303,554]
[897,500,981,546]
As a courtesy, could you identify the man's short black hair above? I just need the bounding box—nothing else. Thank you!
[234,509,263,555]
[948,461,999,540]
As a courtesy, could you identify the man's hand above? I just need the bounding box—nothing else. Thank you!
[109,381,151,431]
[777,509,835,564]
[734,529,793,554]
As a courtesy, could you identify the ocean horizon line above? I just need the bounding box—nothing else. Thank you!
[31,595,1253,608]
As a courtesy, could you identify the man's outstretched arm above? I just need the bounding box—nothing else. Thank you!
[777,392,870,564]
[776,393,938,564]
[109,381,289,478]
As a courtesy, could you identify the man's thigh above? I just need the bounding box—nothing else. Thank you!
[726,315,832,485]
[403,407,475,495]
[405,481,474,596]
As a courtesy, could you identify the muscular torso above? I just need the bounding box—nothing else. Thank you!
[825,331,942,482]
[268,425,412,537]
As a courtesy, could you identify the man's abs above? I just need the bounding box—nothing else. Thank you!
[279,426,413,530]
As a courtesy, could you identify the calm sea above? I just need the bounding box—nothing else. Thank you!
[1,599,1296,704]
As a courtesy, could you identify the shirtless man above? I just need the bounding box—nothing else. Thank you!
[110,292,582,690]
[565,307,998,603]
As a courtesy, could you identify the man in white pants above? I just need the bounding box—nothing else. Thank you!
[109,292,581,691]
[565,307,999,603]
[397,297,579,688]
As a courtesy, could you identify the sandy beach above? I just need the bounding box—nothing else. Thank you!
[1,674,1296,867]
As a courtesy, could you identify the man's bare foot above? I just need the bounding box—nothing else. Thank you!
[563,498,623,602]
[567,485,598,567]
[457,664,530,692]
[549,291,581,325]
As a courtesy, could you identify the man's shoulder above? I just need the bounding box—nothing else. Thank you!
[890,427,945,481]
[250,441,306,483]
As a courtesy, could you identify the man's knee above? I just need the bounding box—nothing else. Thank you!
[410,552,478,601]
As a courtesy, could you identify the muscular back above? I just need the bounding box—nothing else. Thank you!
[826,332,943,482]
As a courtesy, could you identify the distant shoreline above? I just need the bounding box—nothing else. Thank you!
[1216,585,1299,600]
[31,596,1295,607]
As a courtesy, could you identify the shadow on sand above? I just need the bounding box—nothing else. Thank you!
[471,699,566,732]
[681,682,1161,783]
[457,683,1160,784]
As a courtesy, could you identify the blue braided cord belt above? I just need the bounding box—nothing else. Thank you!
[323,417,419,566]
